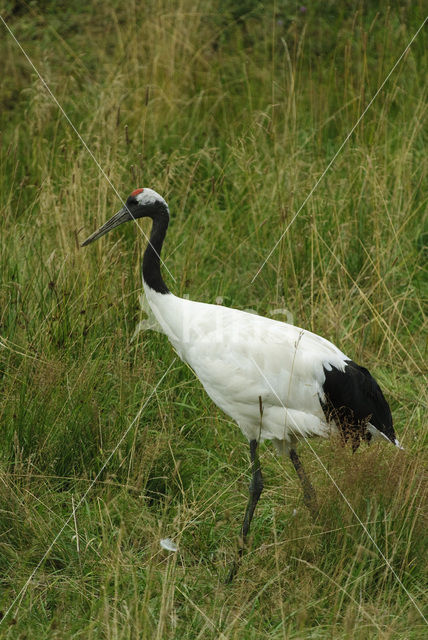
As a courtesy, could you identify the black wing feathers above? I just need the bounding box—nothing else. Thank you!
[320,359,394,450]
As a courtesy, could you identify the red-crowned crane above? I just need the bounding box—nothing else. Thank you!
[82,187,402,579]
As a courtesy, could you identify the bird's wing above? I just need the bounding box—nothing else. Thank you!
[145,293,396,447]
[320,359,395,445]
[180,302,347,411]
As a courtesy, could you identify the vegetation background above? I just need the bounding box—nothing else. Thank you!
[0,0,426,637]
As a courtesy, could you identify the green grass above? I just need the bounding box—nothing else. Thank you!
[0,1,427,637]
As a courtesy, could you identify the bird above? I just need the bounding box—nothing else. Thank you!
[82,187,402,579]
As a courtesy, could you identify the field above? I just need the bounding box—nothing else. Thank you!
[0,1,427,638]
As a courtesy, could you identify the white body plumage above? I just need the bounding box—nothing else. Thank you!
[145,283,374,450]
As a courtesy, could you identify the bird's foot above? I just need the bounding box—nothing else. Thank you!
[226,561,239,584]
[302,485,319,519]
[226,546,244,584]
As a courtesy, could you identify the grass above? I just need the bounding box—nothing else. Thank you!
[0,0,427,637]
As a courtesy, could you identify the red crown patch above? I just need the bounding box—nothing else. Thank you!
[130,188,144,197]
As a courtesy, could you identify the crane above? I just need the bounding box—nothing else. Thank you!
[82,187,402,579]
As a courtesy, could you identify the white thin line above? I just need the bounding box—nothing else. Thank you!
[0,359,176,626]
[290,556,381,629]
[251,16,427,283]
[250,356,427,623]
[0,15,176,283]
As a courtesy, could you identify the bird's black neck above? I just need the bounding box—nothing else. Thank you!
[142,213,170,294]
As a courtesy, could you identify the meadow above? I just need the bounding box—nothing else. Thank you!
[0,1,427,637]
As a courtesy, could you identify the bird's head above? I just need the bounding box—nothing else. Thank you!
[81,188,169,246]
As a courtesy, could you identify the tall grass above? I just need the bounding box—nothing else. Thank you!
[0,1,426,637]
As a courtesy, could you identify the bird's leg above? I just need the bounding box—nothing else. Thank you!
[227,438,263,583]
[241,439,264,542]
[289,448,318,518]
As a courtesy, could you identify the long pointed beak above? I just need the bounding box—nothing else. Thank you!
[81,207,132,246]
